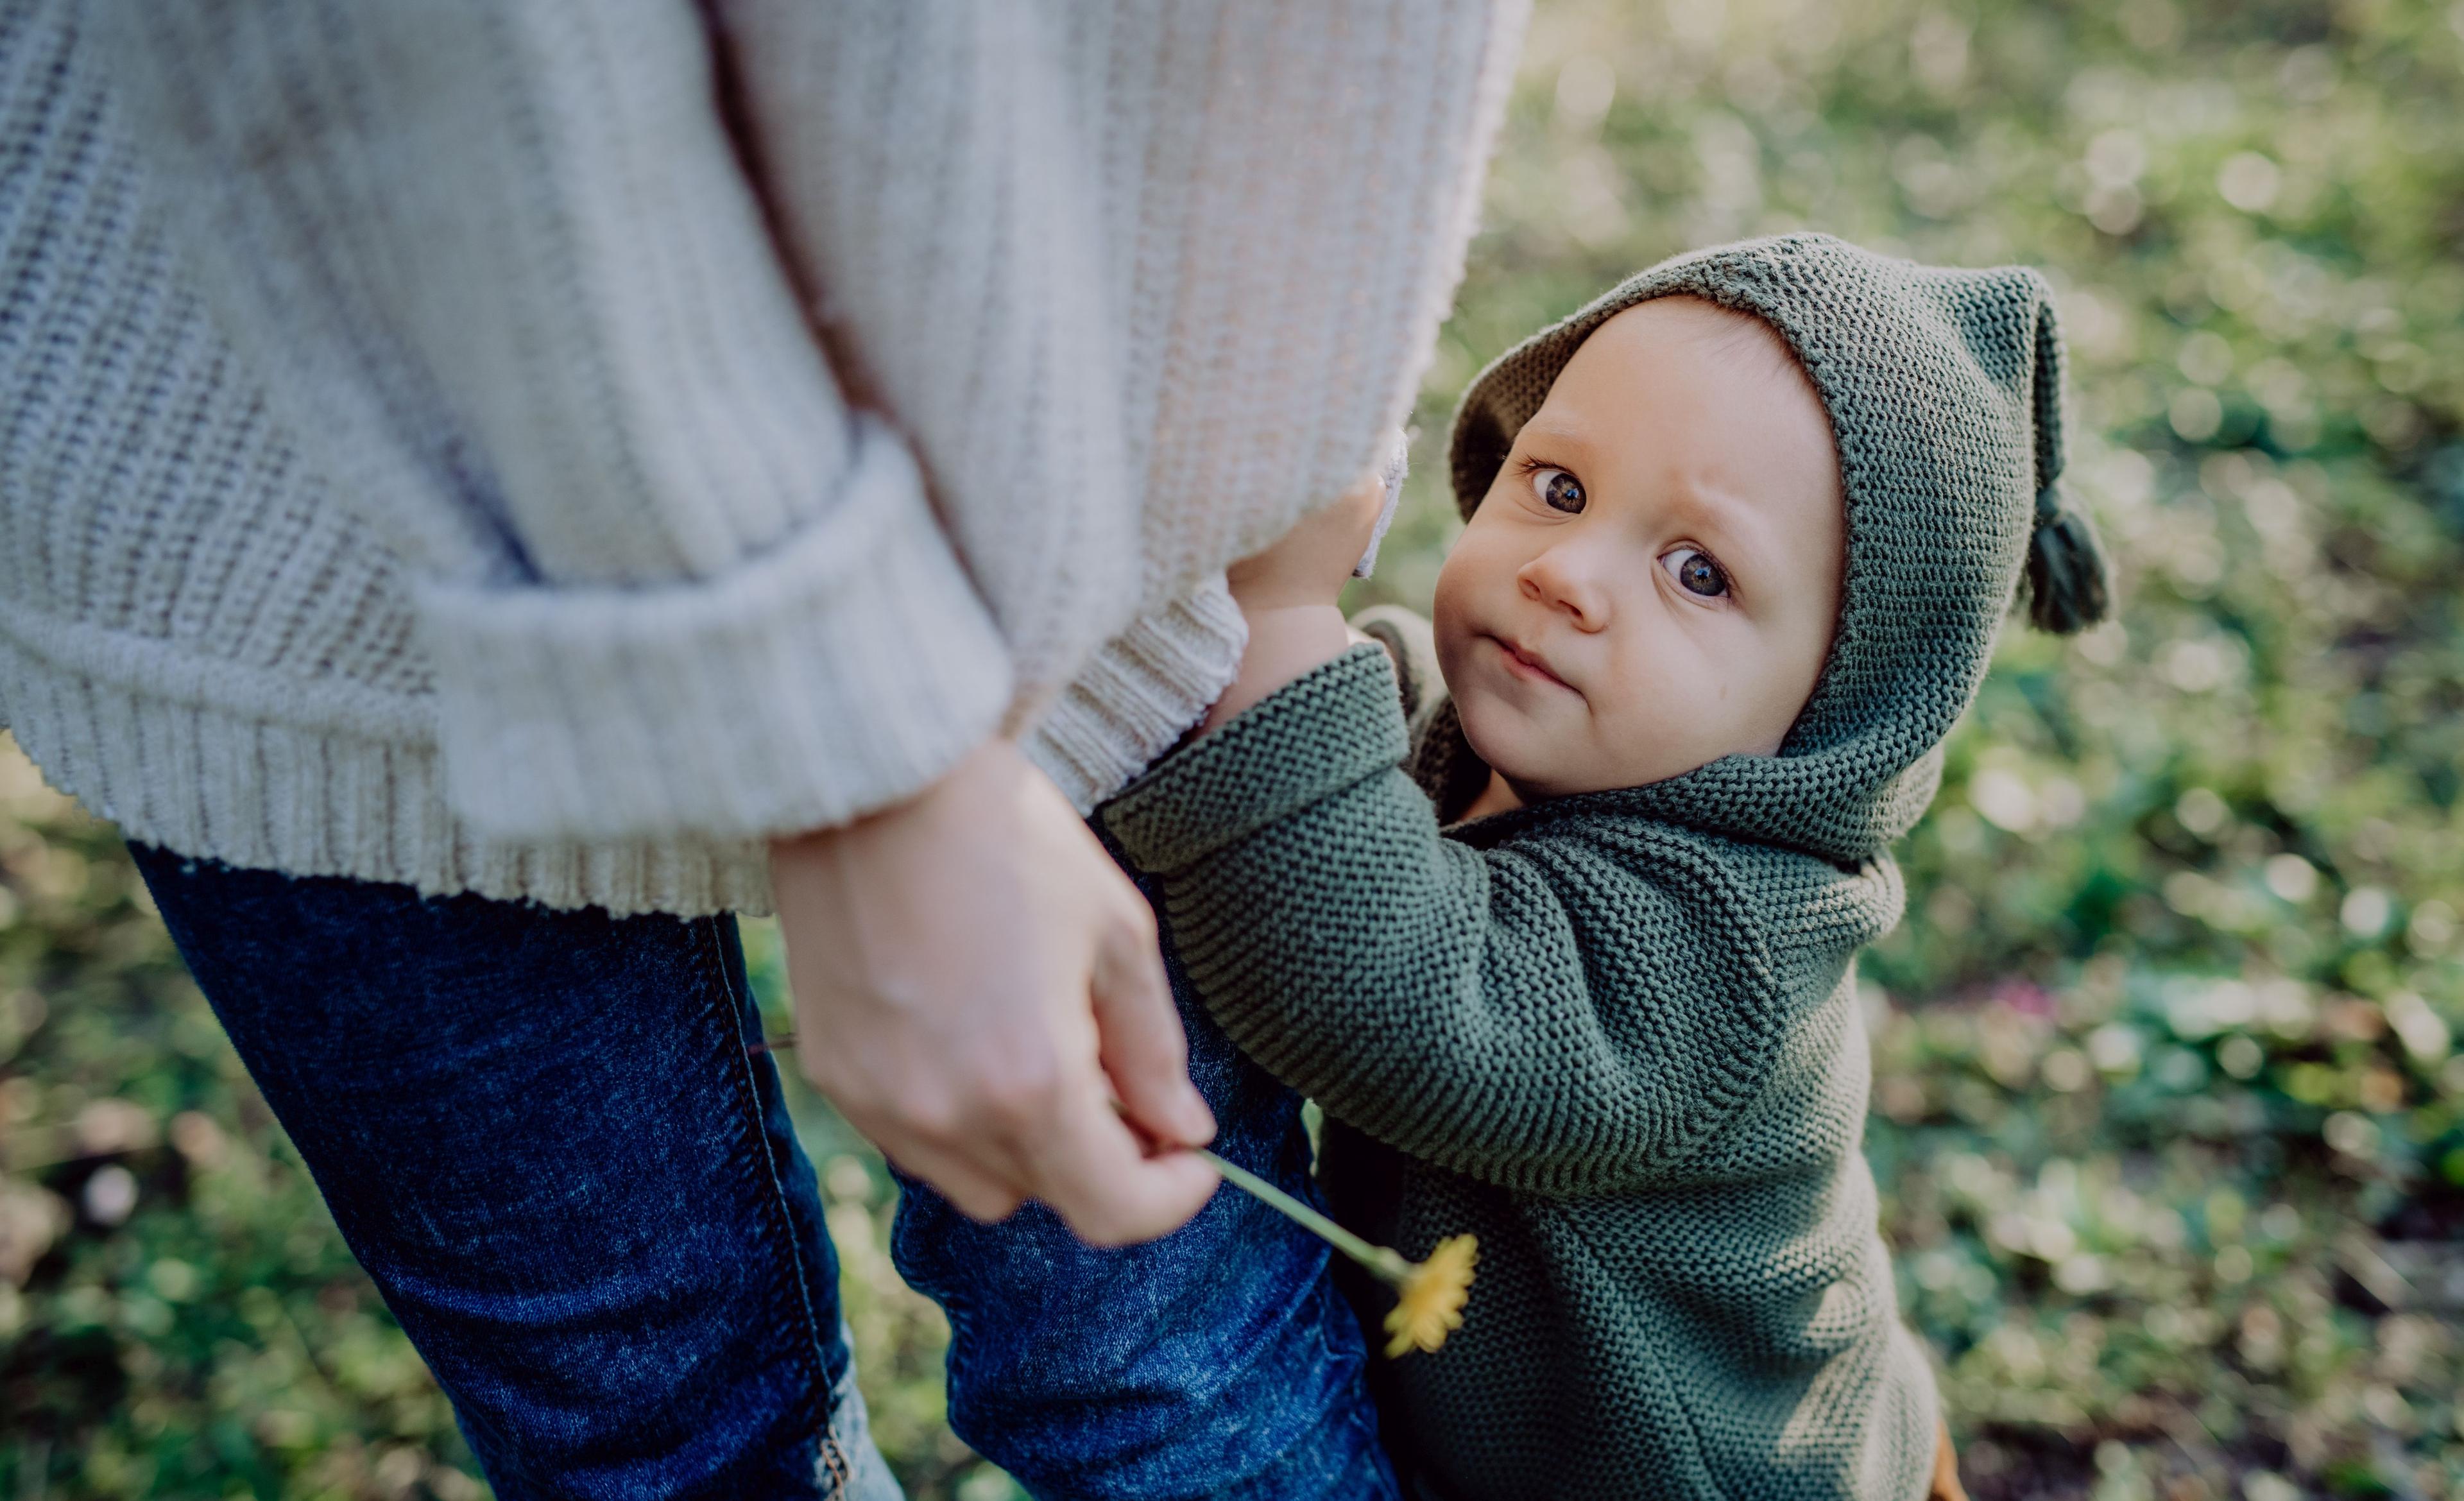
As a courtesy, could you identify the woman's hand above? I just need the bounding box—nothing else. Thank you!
[770,741,1220,1246]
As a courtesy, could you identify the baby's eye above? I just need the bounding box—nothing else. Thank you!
[1661,547,1729,599]
[1527,467,1586,514]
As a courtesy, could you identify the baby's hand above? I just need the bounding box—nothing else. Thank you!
[1226,470,1390,611]
[1200,470,1390,735]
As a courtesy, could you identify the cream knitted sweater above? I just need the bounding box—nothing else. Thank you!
[0,0,1522,915]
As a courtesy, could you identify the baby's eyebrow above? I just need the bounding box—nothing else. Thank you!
[1514,416,1593,455]
[1661,475,1781,576]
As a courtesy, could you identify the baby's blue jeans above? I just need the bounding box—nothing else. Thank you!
[889,856,1399,1501]
[130,846,900,1500]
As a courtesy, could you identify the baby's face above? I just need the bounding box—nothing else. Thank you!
[1433,297,1846,800]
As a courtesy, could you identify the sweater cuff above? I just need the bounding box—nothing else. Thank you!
[1101,644,1406,873]
[1023,576,1248,812]
[416,417,1012,843]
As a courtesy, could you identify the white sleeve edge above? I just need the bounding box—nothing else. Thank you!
[417,416,1013,842]
[1022,574,1248,812]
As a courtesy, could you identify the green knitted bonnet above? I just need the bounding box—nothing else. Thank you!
[1445,232,2108,864]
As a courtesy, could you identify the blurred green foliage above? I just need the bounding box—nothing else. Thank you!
[0,757,482,1498]
[1362,0,2464,1496]
[4,0,2463,1496]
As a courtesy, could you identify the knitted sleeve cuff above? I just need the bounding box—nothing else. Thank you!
[415,416,1013,843]
[1022,576,1249,812]
[1101,644,1407,873]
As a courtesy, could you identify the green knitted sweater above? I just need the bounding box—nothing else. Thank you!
[1103,237,2101,1500]
[1104,642,1935,1501]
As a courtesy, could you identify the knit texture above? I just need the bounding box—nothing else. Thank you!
[1450,232,2082,865]
[1101,238,2096,1499]
[1104,647,1936,1501]
[0,0,1523,913]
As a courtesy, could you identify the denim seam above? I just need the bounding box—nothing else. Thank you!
[698,917,837,1475]
[816,1430,853,1498]
[939,1285,978,1402]
[1308,1269,1344,1368]
[1342,1398,1398,1500]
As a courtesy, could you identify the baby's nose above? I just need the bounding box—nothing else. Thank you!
[1518,550,1613,630]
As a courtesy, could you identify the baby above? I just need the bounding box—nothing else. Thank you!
[897,234,2107,1501]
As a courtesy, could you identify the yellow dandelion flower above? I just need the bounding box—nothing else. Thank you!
[1384,1234,1478,1357]
[1168,1130,1480,1359]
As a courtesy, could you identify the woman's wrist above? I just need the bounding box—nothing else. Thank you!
[1200,603,1355,733]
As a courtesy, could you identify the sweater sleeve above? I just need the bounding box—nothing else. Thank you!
[89,0,1010,843]
[1101,646,1791,1198]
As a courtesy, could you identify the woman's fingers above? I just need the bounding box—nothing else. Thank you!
[1091,894,1217,1151]
[1014,1082,1220,1248]
[771,740,1218,1247]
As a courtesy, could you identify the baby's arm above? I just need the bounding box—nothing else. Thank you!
[1103,646,1798,1197]
[1200,470,1390,733]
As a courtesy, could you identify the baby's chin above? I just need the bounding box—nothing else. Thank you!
[1453,688,1595,798]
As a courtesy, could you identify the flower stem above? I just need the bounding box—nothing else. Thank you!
[1195,1145,1411,1287]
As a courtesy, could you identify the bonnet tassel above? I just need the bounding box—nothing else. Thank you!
[2020,289,2110,635]
[2023,483,2109,635]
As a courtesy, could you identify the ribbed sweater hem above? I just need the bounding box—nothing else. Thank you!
[0,632,772,920]
[1021,576,1246,812]
[418,416,1013,844]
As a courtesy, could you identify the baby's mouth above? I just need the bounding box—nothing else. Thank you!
[1488,634,1577,695]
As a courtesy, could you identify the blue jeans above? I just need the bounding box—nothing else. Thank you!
[890,860,1399,1501]
[130,846,902,1501]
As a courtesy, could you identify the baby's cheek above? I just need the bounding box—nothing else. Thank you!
[1429,610,1475,692]
[1429,540,1484,633]
[1585,667,1721,791]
